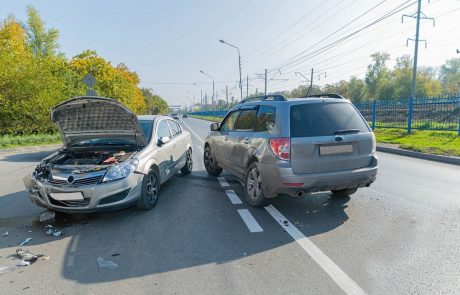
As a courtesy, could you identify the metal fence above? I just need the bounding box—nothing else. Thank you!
[190,95,460,135]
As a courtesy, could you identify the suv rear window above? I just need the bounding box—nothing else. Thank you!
[290,102,369,137]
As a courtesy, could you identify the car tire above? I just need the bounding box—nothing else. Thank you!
[244,162,269,207]
[331,188,358,198]
[203,146,222,176]
[136,169,160,210]
[181,149,193,175]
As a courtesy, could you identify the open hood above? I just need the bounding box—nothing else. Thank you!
[51,96,147,149]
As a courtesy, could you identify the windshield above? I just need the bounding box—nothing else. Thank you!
[139,120,153,143]
[290,102,370,137]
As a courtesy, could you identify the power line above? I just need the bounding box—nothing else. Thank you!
[268,0,417,74]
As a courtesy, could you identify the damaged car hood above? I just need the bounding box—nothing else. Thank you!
[51,96,147,149]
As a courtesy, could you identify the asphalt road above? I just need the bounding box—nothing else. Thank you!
[0,117,459,295]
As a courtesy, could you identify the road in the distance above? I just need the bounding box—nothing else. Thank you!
[0,117,458,295]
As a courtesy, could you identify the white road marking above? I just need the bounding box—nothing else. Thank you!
[217,177,230,187]
[265,205,366,295]
[225,189,242,205]
[237,209,263,233]
[180,119,205,153]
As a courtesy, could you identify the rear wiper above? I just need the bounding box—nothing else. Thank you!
[334,129,360,135]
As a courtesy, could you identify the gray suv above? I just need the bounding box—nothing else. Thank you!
[203,94,378,207]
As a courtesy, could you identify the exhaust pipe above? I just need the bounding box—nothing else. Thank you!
[296,190,305,198]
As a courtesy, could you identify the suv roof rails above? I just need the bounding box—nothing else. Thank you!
[238,94,287,104]
[306,93,345,99]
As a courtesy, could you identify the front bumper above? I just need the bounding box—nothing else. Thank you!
[23,172,144,213]
[259,155,378,198]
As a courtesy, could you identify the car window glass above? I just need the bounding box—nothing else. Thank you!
[156,120,172,139]
[255,106,276,133]
[220,111,240,131]
[290,102,369,137]
[139,120,153,142]
[235,109,256,131]
[167,120,182,137]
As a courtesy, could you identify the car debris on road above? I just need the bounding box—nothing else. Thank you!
[96,256,119,269]
[19,237,32,246]
[44,225,63,237]
[39,211,56,223]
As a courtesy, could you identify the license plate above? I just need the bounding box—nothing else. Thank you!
[49,192,84,201]
[320,144,353,156]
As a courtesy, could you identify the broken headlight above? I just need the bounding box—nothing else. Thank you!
[102,159,138,183]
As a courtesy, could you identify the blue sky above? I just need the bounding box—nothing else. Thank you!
[2,0,459,106]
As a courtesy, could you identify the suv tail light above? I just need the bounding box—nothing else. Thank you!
[269,138,290,161]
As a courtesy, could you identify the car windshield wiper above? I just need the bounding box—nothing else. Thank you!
[334,129,360,135]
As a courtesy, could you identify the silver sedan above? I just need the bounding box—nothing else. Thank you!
[23,96,193,213]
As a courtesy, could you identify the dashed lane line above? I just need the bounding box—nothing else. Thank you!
[237,209,263,233]
[217,177,230,187]
[265,204,366,295]
[225,189,243,205]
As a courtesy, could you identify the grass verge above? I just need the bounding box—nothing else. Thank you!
[374,129,460,157]
[190,115,460,157]
[0,133,62,149]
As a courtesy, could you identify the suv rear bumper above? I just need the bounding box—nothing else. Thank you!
[259,155,378,198]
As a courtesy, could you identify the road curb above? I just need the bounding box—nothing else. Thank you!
[377,145,460,166]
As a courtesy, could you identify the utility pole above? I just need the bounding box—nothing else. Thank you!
[402,0,434,133]
[246,75,249,98]
[264,69,268,95]
[306,68,314,97]
[226,85,229,109]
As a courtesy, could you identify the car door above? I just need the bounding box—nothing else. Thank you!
[228,107,257,178]
[167,119,186,171]
[212,110,240,169]
[155,119,175,182]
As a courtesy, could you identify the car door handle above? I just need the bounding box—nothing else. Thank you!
[243,137,251,144]
[224,136,228,141]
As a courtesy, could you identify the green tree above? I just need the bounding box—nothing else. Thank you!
[439,58,460,94]
[365,52,390,98]
[142,88,169,114]
[25,5,59,56]
[347,76,367,102]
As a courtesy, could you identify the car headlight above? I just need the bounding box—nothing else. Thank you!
[102,159,139,183]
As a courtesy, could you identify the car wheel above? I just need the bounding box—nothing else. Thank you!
[244,162,269,207]
[181,149,193,175]
[136,169,160,210]
[331,188,358,198]
[203,146,222,176]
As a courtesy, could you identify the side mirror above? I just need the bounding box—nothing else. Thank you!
[210,123,220,131]
[158,136,170,145]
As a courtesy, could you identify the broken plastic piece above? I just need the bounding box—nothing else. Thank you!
[103,156,118,164]
[44,225,63,237]
[2,231,8,237]
[16,249,43,262]
[39,211,56,223]
[19,238,32,246]
[96,257,118,269]
[16,260,30,267]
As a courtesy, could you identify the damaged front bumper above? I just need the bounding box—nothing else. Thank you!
[23,172,144,213]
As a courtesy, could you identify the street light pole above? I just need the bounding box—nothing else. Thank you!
[219,39,243,101]
[193,83,203,111]
[200,70,215,113]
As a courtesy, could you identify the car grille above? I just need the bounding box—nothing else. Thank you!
[49,175,103,186]
[48,196,91,208]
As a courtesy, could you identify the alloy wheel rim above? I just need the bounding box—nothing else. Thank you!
[187,152,193,170]
[204,150,212,169]
[146,174,158,203]
[247,167,262,199]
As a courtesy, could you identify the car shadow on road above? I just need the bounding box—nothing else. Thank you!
[1,150,57,163]
[0,169,353,285]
